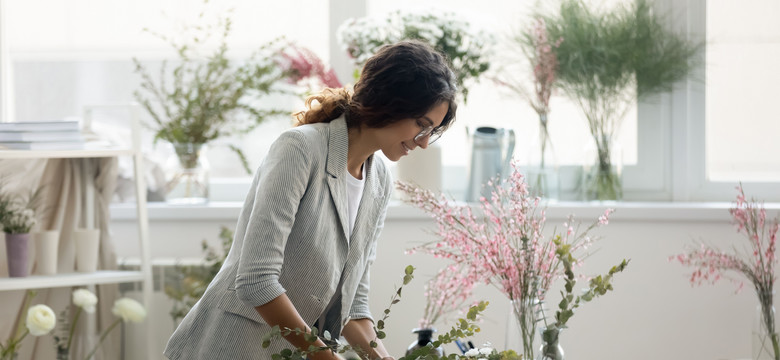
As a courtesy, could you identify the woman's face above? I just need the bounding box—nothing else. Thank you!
[378,101,449,162]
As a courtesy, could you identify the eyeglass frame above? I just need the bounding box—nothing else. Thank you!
[413,118,445,145]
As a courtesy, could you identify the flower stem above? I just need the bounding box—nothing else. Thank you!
[83,319,120,360]
[66,307,83,354]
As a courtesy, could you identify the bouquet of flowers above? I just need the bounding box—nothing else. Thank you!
[337,10,493,102]
[263,266,517,360]
[672,186,779,360]
[398,162,623,359]
[537,0,700,200]
[133,5,290,174]
[497,18,562,166]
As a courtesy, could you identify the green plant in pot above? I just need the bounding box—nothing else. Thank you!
[538,0,701,200]
[133,10,290,204]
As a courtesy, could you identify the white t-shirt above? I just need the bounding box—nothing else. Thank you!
[346,164,366,240]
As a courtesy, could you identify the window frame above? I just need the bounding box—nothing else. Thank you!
[667,0,780,201]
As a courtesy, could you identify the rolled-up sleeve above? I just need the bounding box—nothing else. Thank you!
[235,130,311,307]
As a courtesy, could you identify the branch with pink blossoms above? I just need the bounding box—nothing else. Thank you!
[397,161,615,359]
[671,185,780,360]
[418,264,476,329]
[275,43,342,91]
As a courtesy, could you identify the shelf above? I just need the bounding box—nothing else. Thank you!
[0,146,134,159]
[0,270,144,291]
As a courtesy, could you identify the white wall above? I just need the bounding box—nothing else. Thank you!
[110,202,776,360]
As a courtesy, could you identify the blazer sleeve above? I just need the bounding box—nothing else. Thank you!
[235,130,312,307]
[349,168,392,321]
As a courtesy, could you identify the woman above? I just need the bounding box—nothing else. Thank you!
[164,40,457,360]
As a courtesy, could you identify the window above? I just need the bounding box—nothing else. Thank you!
[705,0,780,183]
[670,0,780,201]
[1,0,327,195]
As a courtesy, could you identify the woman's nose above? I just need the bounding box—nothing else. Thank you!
[414,134,430,149]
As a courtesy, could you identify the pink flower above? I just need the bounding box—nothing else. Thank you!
[397,160,614,329]
[275,43,343,89]
[598,208,614,225]
[672,185,779,304]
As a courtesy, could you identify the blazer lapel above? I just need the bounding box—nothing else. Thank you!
[345,154,385,267]
[326,118,350,243]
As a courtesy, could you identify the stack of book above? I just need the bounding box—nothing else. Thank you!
[0,120,84,150]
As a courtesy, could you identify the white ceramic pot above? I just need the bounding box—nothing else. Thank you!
[32,230,60,275]
[73,229,100,272]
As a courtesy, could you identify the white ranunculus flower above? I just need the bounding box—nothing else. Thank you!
[111,297,146,323]
[72,289,98,313]
[26,304,56,336]
[479,347,493,355]
[464,348,480,357]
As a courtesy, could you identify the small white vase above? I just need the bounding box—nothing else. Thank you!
[73,229,100,272]
[33,230,60,275]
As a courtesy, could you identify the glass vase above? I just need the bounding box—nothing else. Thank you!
[165,142,210,205]
[753,290,780,360]
[505,299,539,360]
[525,114,559,201]
[581,135,622,201]
[537,327,564,360]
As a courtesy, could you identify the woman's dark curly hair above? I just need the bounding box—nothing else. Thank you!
[294,40,457,132]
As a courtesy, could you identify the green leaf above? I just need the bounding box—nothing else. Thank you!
[405,265,415,275]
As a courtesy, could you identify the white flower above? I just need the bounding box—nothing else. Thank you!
[111,298,146,323]
[26,304,56,336]
[479,347,493,355]
[464,348,480,357]
[72,289,98,313]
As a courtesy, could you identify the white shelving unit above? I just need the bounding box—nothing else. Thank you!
[0,109,154,359]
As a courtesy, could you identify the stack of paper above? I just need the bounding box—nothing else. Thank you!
[0,120,85,150]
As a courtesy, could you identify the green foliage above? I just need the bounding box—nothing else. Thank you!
[537,0,701,151]
[544,0,700,103]
[262,266,417,360]
[543,236,629,333]
[133,6,291,174]
[164,226,233,324]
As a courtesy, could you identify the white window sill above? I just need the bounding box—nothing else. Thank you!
[109,200,780,223]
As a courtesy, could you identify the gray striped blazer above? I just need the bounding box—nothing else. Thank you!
[164,117,392,359]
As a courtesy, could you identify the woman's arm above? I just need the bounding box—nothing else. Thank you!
[255,294,343,360]
[342,318,394,360]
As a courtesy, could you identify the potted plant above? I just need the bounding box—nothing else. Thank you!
[133,9,291,204]
[538,0,701,200]
[0,184,43,277]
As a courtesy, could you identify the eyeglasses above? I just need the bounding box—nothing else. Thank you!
[413,122,445,145]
